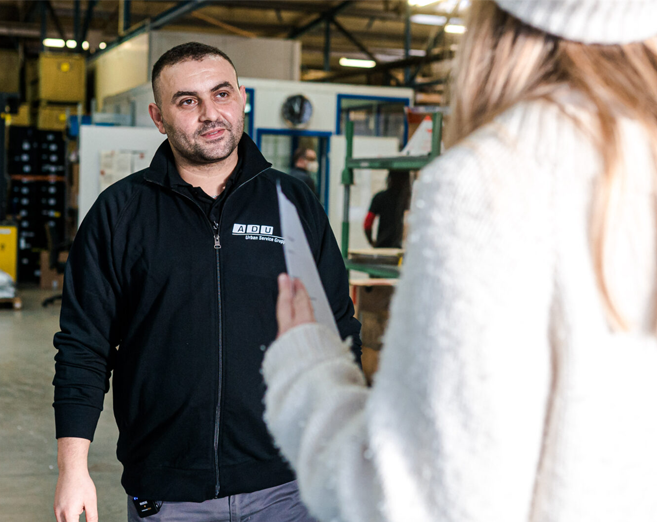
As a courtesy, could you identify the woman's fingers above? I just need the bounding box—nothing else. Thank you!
[276,273,294,337]
[293,278,316,324]
[277,275,317,338]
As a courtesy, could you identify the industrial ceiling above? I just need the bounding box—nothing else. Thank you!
[0,0,469,96]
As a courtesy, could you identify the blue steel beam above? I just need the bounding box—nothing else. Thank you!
[40,0,47,52]
[324,19,331,72]
[404,1,411,84]
[287,1,351,39]
[123,0,132,34]
[330,17,400,86]
[22,1,38,23]
[73,0,81,49]
[45,0,67,41]
[81,0,98,44]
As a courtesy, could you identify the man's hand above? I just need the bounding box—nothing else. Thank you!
[276,274,316,338]
[54,437,98,522]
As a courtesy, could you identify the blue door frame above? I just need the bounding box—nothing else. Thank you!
[244,87,255,137]
[255,128,333,211]
[336,93,411,146]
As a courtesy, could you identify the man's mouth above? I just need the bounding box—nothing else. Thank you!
[200,128,226,139]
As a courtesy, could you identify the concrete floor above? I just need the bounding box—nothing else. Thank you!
[0,286,125,521]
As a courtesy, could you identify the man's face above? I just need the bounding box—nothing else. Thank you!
[300,150,318,173]
[149,56,246,165]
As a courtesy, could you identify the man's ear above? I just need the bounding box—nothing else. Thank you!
[148,103,166,135]
[240,85,247,107]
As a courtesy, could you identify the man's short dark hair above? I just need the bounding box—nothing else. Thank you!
[151,42,238,104]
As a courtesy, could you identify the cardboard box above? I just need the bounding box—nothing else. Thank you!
[69,163,79,209]
[350,279,396,351]
[40,250,68,290]
[361,346,379,386]
[350,279,397,384]
[360,310,390,351]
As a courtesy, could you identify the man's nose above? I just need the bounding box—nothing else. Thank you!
[199,100,221,122]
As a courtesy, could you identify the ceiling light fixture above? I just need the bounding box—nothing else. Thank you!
[339,57,377,68]
[66,40,77,49]
[410,14,448,25]
[99,42,107,50]
[445,24,466,34]
[43,38,65,48]
[82,41,90,51]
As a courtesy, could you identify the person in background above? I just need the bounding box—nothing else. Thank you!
[52,42,360,522]
[261,1,657,521]
[363,170,411,249]
[288,147,318,195]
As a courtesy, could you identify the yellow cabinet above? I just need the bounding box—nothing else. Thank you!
[37,105,76,131]
[8,104,31,126]
[0,225,18,282]
[38,53,86,103]
[0,50,19,93]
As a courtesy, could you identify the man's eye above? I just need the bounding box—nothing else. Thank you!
[181,99,195,106]
[216,92,228,98]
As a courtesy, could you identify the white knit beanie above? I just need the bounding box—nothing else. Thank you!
[494,0,657,44]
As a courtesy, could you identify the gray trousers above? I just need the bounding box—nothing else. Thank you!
[127,480,316,522]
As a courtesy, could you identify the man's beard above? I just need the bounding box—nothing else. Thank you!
[163,113,245,165]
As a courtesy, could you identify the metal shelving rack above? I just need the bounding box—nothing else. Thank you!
[340,112,443,278]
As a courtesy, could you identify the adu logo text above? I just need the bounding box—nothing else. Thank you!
[232,224,274,235]
[232,224,284,244]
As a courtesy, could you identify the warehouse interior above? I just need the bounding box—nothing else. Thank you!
[0,1,464,520]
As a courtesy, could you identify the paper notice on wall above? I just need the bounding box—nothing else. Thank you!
[99,150,149,192]
[276,182,339,336]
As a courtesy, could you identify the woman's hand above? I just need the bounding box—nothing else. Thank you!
[276,274,316,337]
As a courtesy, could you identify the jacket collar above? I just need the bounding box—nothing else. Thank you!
[144,132,271,189]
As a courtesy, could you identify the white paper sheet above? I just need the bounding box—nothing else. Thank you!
[99,150,149,192]
[277,183,339,336]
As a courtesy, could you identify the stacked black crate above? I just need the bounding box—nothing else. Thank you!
[7,126,39,175]
[8,127,40,283]
[38,130,67,250]
[7,126,66,283]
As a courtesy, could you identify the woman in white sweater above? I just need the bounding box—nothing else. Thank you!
[262,1,657,521]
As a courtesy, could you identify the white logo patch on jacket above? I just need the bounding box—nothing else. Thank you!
[232,224,283,244]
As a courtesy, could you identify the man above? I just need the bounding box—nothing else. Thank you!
[288,147,318,195]
[53,42,361,522]
[363,170,411,249]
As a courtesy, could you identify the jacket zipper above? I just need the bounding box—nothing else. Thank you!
[208,169,267,498]
[145,166,270,499]
[212,219,222,497]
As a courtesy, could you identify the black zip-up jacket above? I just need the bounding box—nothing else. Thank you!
[53,135,361,502]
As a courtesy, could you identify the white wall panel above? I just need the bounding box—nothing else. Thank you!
[149,31,301,81]
[94,33,149,110]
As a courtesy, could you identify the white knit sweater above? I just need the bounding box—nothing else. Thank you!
[262,95,657,522]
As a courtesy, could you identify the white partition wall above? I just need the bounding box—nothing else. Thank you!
[78,126,165,227]
[92,33,150,111]
[149,32,301,82]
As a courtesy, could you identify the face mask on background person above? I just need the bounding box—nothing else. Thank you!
[306,160,319,174]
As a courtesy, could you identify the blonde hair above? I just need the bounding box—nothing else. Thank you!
[447,1,657,331]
